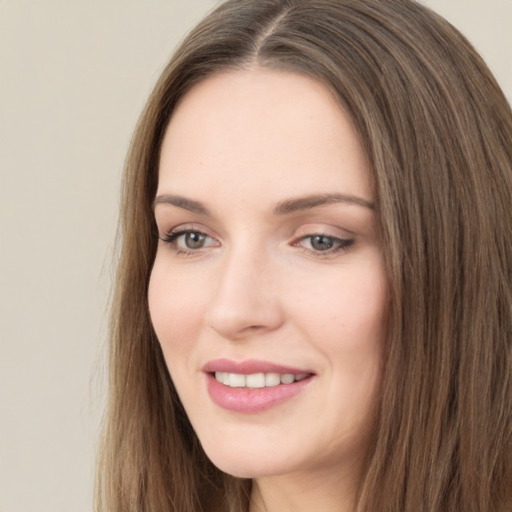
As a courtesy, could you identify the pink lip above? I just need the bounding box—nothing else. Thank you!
[202,358,312,375]
[203,359,315,413]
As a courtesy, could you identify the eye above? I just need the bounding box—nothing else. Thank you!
[180,231,208,249]
[295,234,354,254]
[160,229,218,253]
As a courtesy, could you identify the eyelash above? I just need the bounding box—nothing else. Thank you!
[293,234,354,256]
[159,229,217,255]
[158,229,354,257]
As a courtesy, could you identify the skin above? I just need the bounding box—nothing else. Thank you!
[148,68,388,512]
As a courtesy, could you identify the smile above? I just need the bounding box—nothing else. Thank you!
[203,360,315,413]
[214,371,309,388]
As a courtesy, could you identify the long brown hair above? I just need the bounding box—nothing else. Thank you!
[95,1,512,510]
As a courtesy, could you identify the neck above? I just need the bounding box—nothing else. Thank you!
[249,465,361,512]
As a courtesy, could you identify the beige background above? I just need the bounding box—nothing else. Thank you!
[0,1,510,511]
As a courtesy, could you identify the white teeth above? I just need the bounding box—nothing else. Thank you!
[280,373,295,384]
[265,372,281,387]
[228,373,246,387]
[245,373,265,388]
[214,371,309,388]
[215,372,230,386]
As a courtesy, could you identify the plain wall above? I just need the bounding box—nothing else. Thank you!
[0,1,510,511]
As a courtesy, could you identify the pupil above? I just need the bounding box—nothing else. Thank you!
[311,235,334,251]
[185,232,205,249]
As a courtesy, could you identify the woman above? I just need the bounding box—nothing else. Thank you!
[96,1,512,511]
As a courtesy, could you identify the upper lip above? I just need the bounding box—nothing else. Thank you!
[202,358,314,375]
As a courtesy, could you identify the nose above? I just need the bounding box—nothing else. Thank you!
[205,247,284,340]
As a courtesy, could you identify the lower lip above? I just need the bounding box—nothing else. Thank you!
[205,373,313,413]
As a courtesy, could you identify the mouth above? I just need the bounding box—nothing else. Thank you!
[203,359,315,413]
[213,371,310,388]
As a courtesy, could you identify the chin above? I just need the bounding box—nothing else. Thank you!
[206,455,284,479]
[199,438,296,479]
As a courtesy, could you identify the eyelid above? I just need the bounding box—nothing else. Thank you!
[158,223,221,255]
[291,223,354,239]
[292,233,354,255]
[289,224,356,256]
[158,222,217,239]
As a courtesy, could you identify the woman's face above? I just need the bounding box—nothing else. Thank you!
[149,69,387,482]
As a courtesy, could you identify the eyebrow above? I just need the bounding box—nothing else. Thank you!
[152,192,374,216]
[153,194,211,215]
[273,193,375,215]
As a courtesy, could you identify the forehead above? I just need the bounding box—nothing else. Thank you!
[158,68,372,206]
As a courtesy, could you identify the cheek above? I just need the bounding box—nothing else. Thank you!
[291,259,387,345]
[147,259,206,361]
[317,268,386,432]
[290,259,387,407]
